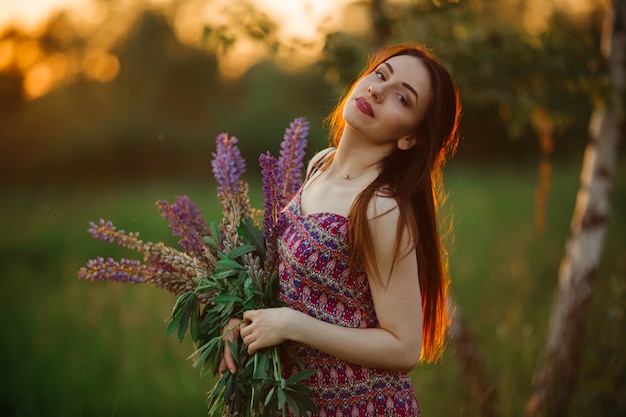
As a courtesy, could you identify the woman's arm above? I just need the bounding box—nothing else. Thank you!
[241,197,423,372]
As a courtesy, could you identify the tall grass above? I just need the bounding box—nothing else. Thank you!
[1,162,624,417]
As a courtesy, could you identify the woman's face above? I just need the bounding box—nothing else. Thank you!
[343,54,432,146]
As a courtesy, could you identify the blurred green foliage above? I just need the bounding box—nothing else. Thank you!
[0,0,617,186]
[1,0,624,416]
[1,163,624,416]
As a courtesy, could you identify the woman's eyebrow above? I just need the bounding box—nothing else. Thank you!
[384,62,419,101]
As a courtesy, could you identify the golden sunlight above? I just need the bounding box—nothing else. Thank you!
[0,38,16,70]
[256,0,340,40]
[522,0,603,35]
[15,39,43,70]
[0,0,604,97]
[84,51,120,82]
[23,52,72,98]
[1,0,342,86]
[23,62,53,99]
[171,0,342,78]
[0,0,90,30]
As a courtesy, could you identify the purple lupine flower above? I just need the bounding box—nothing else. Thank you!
[86,219,144,252]
[156,196,209,257]
[278,117,309,200]
[88,219,118,244]
[259,152,282,270]
[77,257,147,284]
[211,133,246,198]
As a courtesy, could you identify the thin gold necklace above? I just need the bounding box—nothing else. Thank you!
[328,164,376,180]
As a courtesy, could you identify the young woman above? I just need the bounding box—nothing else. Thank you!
[220,44,461,417]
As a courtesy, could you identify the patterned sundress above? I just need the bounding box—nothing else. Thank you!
[277,190,421,417]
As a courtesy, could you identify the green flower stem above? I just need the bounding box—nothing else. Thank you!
[272,347,283,385]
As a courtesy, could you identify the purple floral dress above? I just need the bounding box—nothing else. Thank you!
[277,191,421,417]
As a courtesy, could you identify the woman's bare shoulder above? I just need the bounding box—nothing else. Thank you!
[368,189,399,220]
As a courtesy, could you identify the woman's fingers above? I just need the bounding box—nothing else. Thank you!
[241,310,262,354]
[242,309,257,324]
[219,351,236,375]
[219,318,243,374]
[239,308,289,355]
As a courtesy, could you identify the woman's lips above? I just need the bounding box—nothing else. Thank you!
[356,97,374,118]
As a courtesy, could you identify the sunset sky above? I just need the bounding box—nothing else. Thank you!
[0,0,344,84]
[0,0,602,98]
[0,0,89,29]
[0,0,602,40]
[0,0,339,39]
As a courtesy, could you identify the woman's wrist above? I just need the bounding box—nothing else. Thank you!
[280,307,313,345]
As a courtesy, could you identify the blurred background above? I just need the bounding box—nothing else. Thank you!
[1,0,624,416]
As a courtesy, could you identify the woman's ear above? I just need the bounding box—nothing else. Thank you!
[397,135,416,151]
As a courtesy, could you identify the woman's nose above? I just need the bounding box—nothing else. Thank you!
[368,85,383,102]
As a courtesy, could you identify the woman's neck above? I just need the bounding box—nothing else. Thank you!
[331,130,394,181]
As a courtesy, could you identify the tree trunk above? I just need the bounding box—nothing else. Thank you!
[525,1,625,416]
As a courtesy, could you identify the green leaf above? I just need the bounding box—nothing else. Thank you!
[204,222,222,251]
[170,291,192,318]
[238,217,265,254]
[286,368,316,385]
[208,372,230,415]
[200,312,222,337]
[253,351,270,380]
[165,291,193,340]
[211,221,221,236]
[285,390,319,416]
[284,393,300,417]
[264,386,276,407]
[165,319,179,339]
[188,338,210,357]
[203,235,219,250]
[212,269,239,279]
[223,369,237,404]
[227,244,257,259]
[212,296,245,312]
[194,277,214,287]
[177,293,196,342]
[276,387,287,409]
[227,339,240,368]
[191,337,221,374]
[195,282,220,292]
[283,383,310,394]
[216,258,245,270]
[243,275,253,289]
[189,296,200,341]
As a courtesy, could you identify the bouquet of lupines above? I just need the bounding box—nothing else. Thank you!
[77,117,317,417]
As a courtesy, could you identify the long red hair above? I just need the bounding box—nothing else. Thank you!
[325,44,461,363]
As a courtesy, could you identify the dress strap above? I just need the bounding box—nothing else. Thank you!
[305,147,335,183]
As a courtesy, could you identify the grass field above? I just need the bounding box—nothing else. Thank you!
[1,160,624,417]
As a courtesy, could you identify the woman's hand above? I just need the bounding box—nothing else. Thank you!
[240,307,294,355]
[219,317,244,375]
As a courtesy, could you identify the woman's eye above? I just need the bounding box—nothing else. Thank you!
[397,94,407,105]
[375,70,385,81]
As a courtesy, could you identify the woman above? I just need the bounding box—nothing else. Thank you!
[221,44,461,417]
